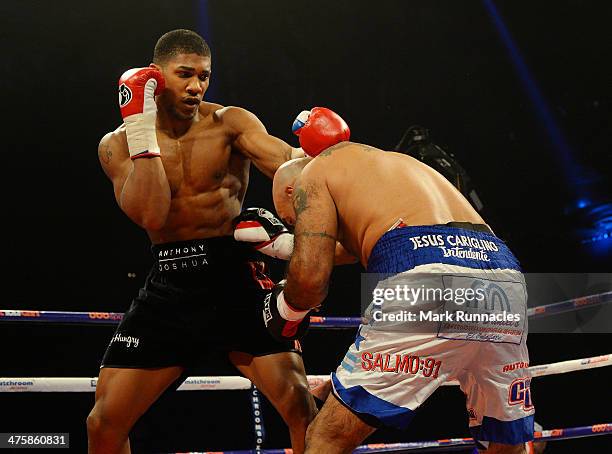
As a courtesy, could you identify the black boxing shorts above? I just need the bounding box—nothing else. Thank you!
[101,236,300,369]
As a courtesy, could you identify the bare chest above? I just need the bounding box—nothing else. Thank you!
[157,128,247,196]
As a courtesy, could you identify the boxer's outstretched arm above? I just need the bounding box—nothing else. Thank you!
[98,130,171,230]
[284,163,337,310]
[220,106,303,178]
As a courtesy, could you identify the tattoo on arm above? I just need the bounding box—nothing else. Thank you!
[100,144,112,164]
[293,185,336,240]
[293,188,309,215]
[359,144,377,153]
[318,141,351,157]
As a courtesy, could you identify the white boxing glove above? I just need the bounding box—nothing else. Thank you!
[233,208,294,260]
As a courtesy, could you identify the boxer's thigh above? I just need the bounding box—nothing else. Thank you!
[332,323,472,430]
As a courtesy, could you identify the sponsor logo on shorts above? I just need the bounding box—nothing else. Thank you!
[262,293,273,327]
[118,83,132,107]
[408,233,499,263]
[502,361,529,373]
[157,244,206,258]
[157,244,209,271]
[360,352,442,379]
[109,333,140,348]
[508,377,534,411]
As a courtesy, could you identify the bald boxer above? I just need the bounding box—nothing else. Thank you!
[265,111,534,454]
[89,29,317,454]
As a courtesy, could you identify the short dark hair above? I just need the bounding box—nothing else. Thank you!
[153,29,211,65]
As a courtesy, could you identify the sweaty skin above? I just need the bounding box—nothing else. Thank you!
[280,142,486,310]
[100,103,289,242]
[91,53,313,454]
[98,53,299,242]
[323,142,485,266]
[277,143,524,454]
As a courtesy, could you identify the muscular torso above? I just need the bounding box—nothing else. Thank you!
[321,143,486,267]
[115,103,250,243]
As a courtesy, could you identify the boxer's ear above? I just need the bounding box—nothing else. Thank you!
[286,186,294,198]
[149,63,162,71]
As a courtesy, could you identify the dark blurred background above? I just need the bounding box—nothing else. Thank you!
[1,0,611,452]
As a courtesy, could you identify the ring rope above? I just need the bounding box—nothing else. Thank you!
[171,423,612,453]
[1,290,609,327]
[1,354,609,393]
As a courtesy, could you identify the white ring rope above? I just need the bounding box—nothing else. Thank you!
[1,354,609,393]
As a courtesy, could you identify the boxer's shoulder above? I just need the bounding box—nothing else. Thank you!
[304,141,361,172]
[214,105,266,133]
[303,141,380,190]
[199,100,225,118]
[316,141,365,158]
[97,127,131,180]
[98,126,129,162]
[299,154,333,186]
[101,124,129,148]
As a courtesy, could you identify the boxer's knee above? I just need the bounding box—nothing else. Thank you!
[86,404,106,438]
[86,400,130,448]
[276,382,316,428]
[86,409,99,438]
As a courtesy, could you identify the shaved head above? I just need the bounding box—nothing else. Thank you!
[273,157,311,225]
[274,157,310,189]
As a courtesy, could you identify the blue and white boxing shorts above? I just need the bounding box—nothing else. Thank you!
[331,223,534,446]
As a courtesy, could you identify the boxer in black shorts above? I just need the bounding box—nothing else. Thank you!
[88,29,317,453]
[101,238,300,370]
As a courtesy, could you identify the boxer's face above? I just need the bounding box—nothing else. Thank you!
[155,53,211,120]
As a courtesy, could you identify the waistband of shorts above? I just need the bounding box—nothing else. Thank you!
[152,236,257,273]
[366,223,521,274]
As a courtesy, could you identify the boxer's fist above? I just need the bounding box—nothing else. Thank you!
[292,107,350,157]
[118,67,165,159]
[263,281,310,341]
[118,67,165,118]
[233,208,294,260]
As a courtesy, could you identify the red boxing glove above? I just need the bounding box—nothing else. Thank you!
[292,107,350,157]
[118,67,165,159]
[118,67,165,118]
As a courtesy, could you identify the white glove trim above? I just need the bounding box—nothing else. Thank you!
[276,290,309,321]
[125,78,160,158]
[256,233,294,260]
[234,222,271,242]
